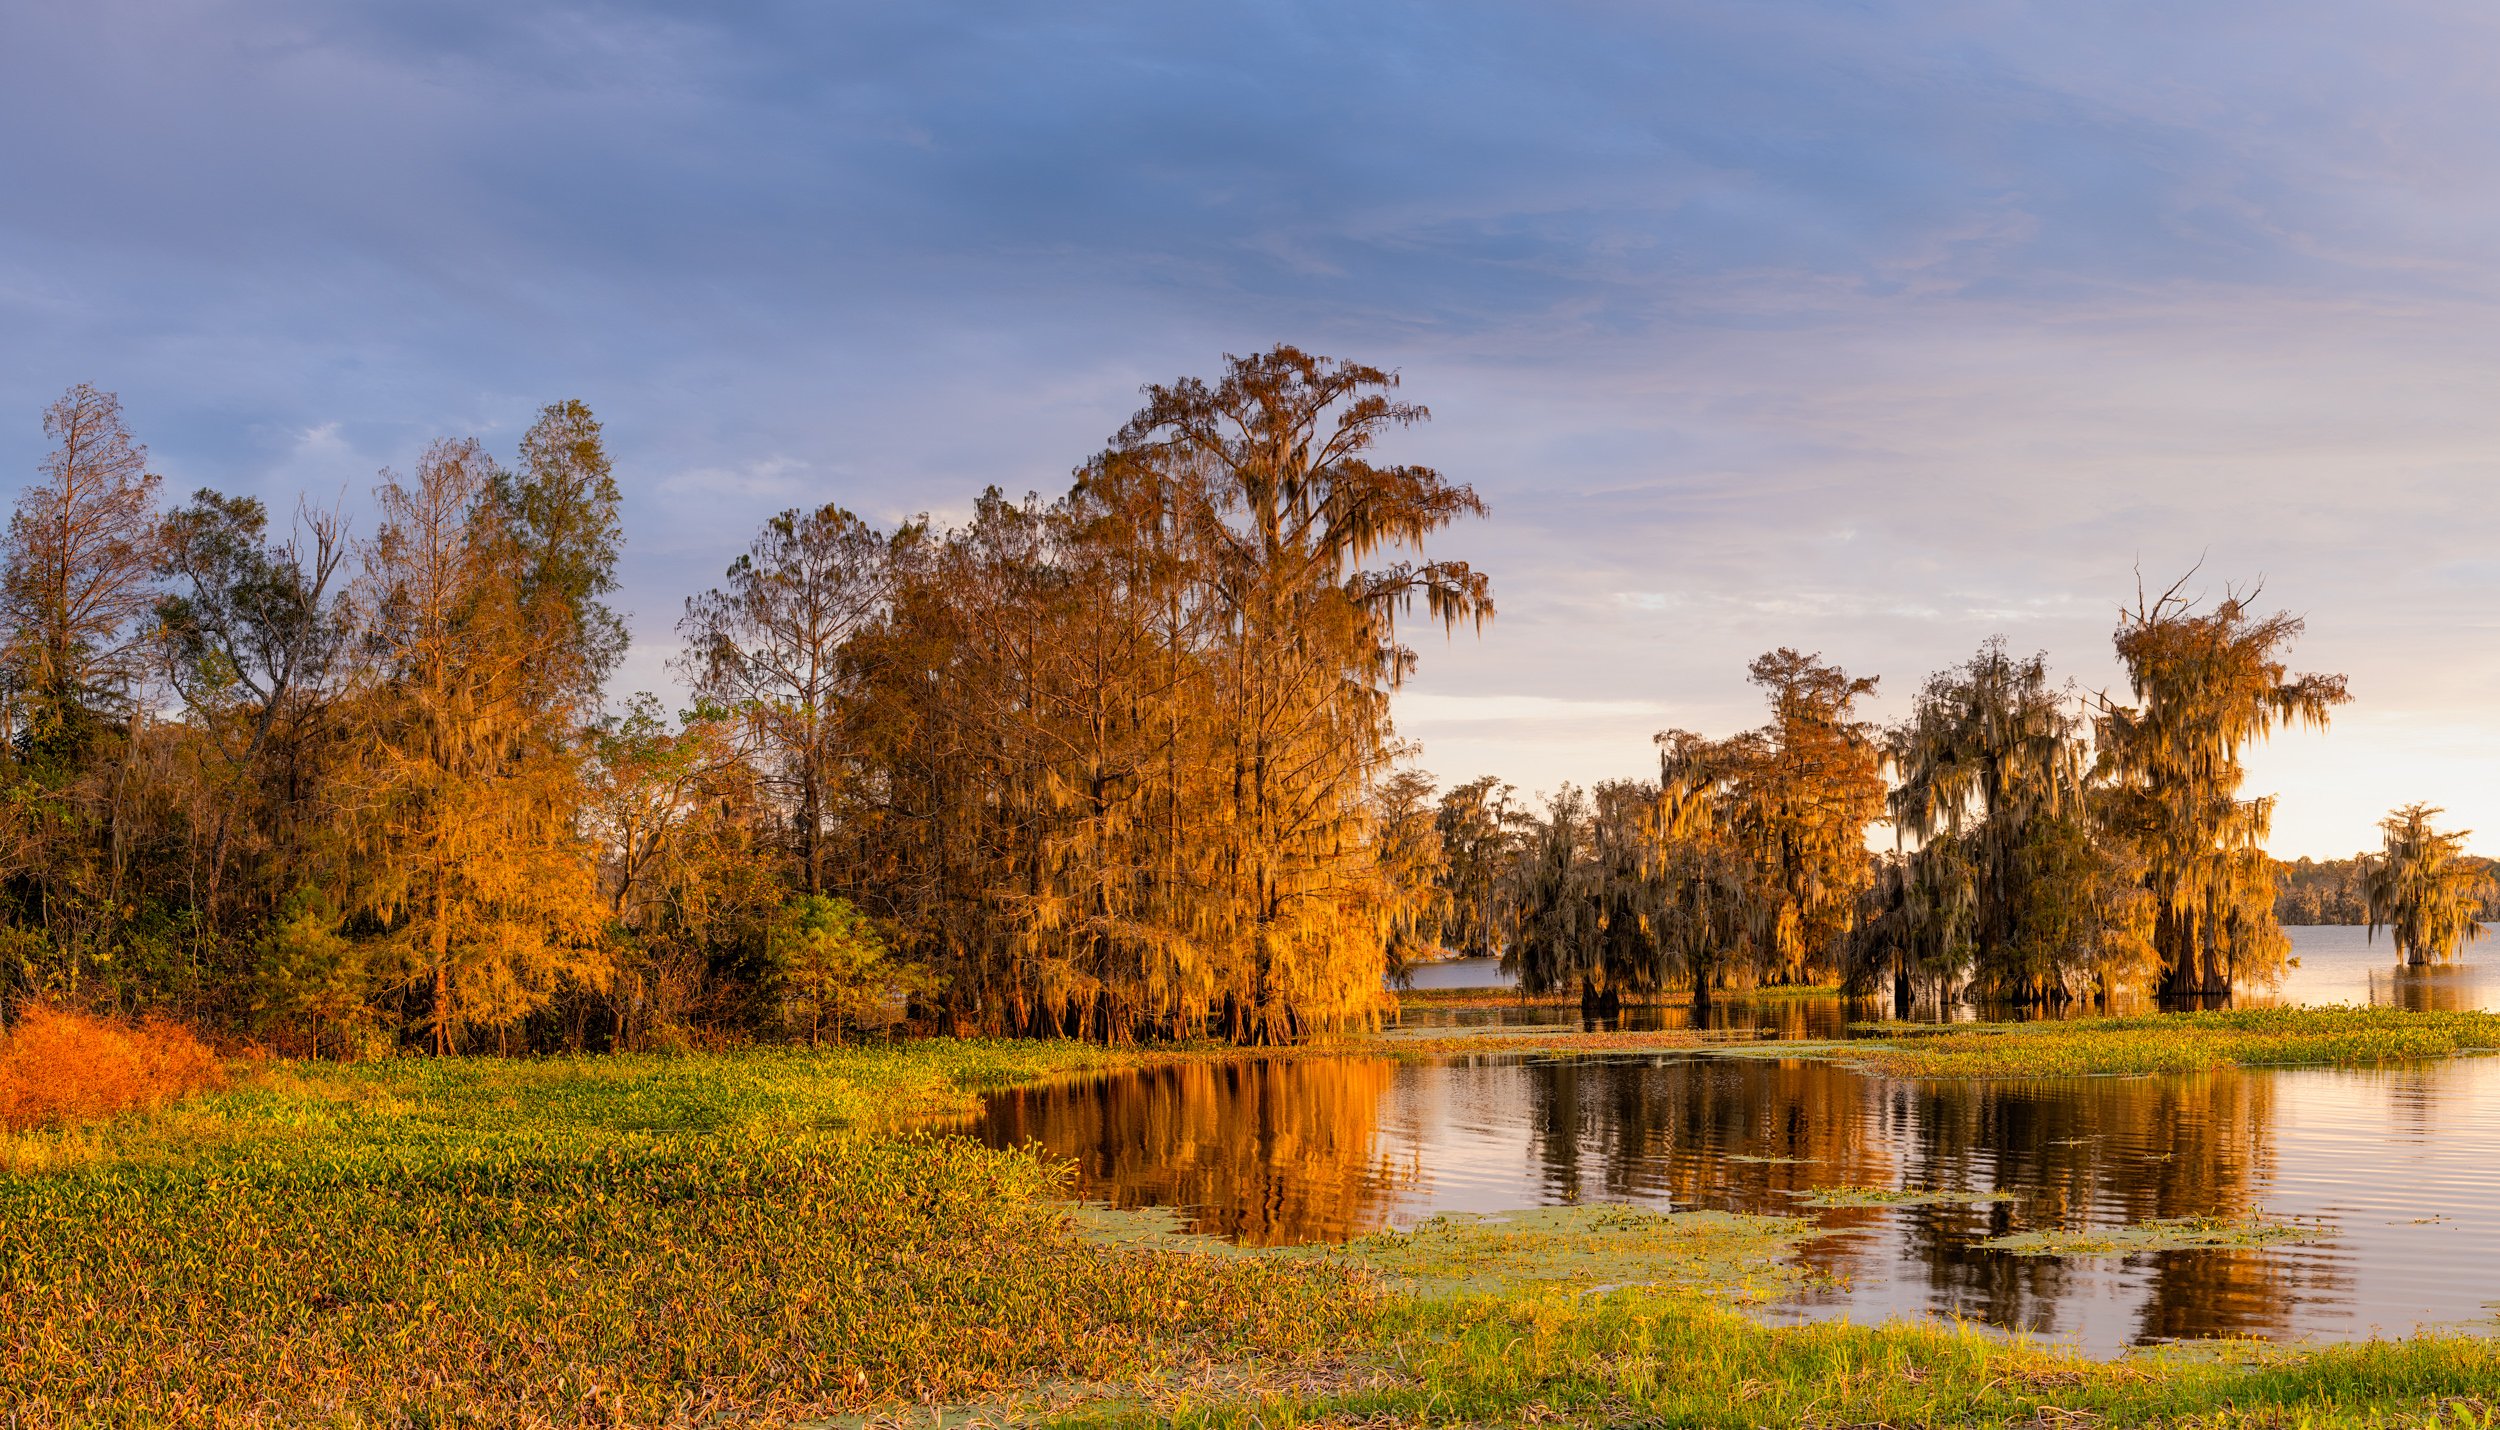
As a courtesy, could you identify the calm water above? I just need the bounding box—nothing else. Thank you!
[973,928,2500,1351]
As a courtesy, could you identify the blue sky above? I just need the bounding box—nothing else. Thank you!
[6,1,2498,856]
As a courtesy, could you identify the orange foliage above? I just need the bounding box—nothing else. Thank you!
[0,1006,224,1132]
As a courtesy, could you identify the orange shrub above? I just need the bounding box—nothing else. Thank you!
[0,1005,225,1132]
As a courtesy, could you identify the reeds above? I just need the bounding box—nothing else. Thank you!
[0,1004,224,1132]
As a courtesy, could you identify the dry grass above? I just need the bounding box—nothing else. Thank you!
[0,1004,225,1133]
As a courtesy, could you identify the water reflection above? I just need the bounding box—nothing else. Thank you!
[980,1057,1421,1245]
[974,1052,2500,1350]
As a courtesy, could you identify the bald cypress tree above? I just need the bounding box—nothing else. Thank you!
[2095,578,2348,1000]
[2365,804,2491,968]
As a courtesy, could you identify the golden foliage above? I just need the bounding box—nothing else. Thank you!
[346,435,609,1052]
[0,1004,221,1131]
[2365,803,2493,968]
[2096,577,2349,998]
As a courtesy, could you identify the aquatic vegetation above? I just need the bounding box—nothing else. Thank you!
[1834,1006,2500,1079]
[1360,1025,1707,1058]
[1331,1206,1825,1301]
[1794,1184,2014,1209]
[1983,1213,2334,1257]
[1072,1202,1825,1303]
[0,1044,1373,1425]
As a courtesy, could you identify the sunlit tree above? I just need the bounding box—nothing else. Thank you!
[348,437,608,1052]
[1,384,163,754]
[680,504,892,895]
[2095,578,2348,999]
[2364,803,2492,968]
[1658,650,1886,988]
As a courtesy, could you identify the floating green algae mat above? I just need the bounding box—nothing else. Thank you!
[1981,1214,2334,1257]
[1823,1007,2500,1079]
[1795,1184,2016,1209]
[1069,1202,1829,1302]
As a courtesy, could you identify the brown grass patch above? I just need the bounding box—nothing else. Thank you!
[0,1004,225,1132]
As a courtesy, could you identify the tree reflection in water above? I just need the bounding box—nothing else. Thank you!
[974,1050,2500,1349]
[977,1056,1418,1245]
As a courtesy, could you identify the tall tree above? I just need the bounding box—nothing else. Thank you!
[494,399,628,707]
[1659,650,1887,988]
[2096,578,2349,999]
[680,504,892,895]
[1883,639,2143,1004]
[1503,785,1602,997]
[2364,804,2491,968]
[349,438,607,1053]
[1111,345,1491,1041]
[156,491,349,927]
[1372,769,1449,983]
[582,694,774,1048]
[1435,776,1522,960]
[1,384,163,755]
[0,386,167,1001]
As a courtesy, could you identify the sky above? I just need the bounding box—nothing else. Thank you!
[5,1,2497,858]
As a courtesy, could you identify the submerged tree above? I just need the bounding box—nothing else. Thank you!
[2096,578,2348,1000]
[1435,776,1522,960]
[1887,642,2075,991]
[1882,639,2150,1005]
[2364,804,2492,968]
[1658,650,1886,989]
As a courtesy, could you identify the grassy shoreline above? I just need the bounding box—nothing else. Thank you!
[7,1019,2500,1426]
[1824,1005,2500,1079]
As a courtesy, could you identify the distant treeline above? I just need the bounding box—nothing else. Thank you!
[0,349,1482,1051]
[2275,855,2500,925]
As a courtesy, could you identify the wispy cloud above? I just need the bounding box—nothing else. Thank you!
[4,0,2496,853]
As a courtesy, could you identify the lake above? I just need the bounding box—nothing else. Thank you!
[972,926,2500,1352]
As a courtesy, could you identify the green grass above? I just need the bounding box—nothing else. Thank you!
[1831,1006,2500,1079]
[1055,1291,2500,1429]
[0,1043,1374,1426]
[7,1032,2500,1427]
[1069,1202,1829,1303]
